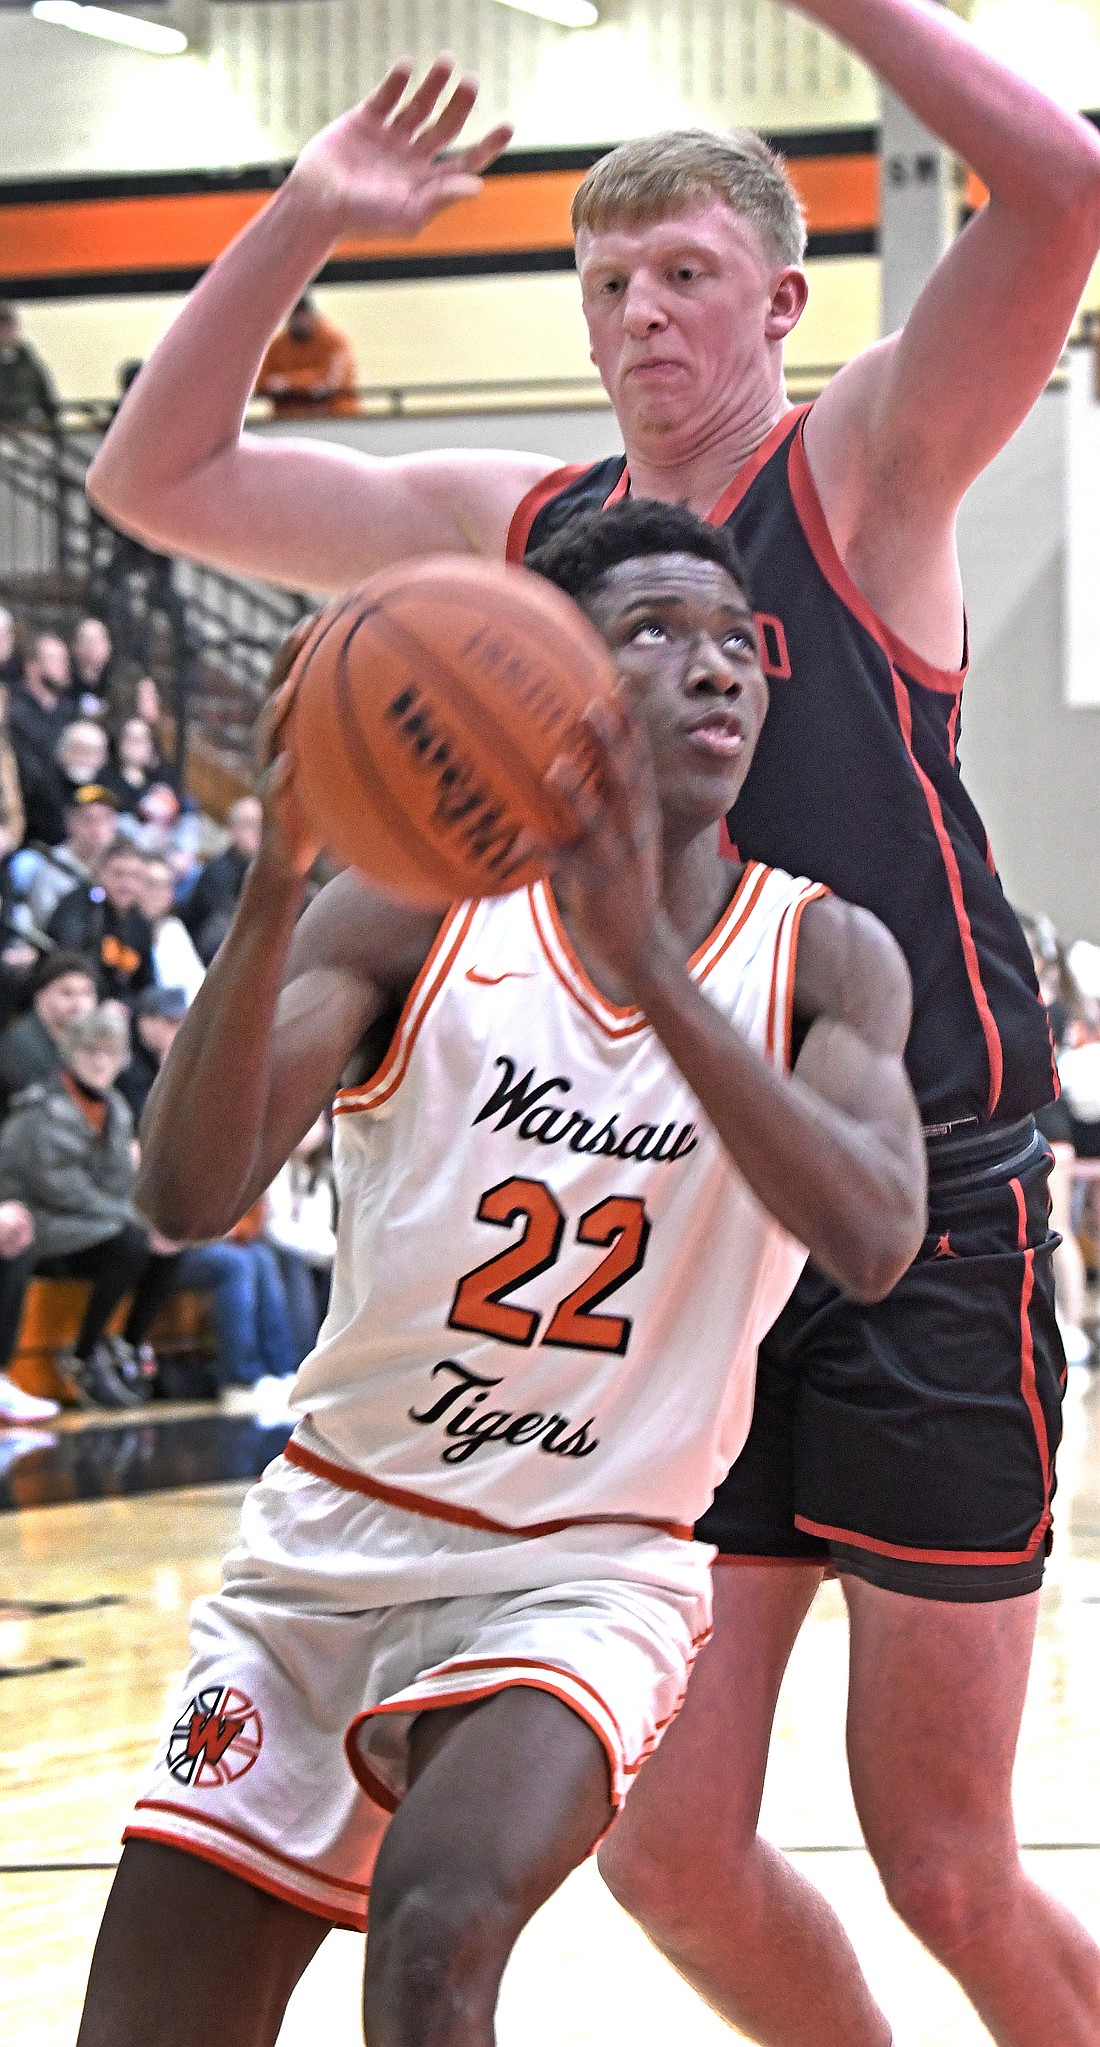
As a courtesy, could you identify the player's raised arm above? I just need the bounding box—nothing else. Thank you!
[797,0,1100,617]
[554,699,926,1302]
[136,770,442,1240]
[86,59,554,593]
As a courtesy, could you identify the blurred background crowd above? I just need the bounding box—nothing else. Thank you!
[0,594,335,1429]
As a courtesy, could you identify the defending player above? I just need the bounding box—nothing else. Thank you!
[86,9,1100,2039]
[77,505,923,2046]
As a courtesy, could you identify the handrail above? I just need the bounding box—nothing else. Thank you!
[0,421,310,778]
[35,326,1093,433]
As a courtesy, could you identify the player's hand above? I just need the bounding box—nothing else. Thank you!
[550,692,669,987]
[256,756,322,882]
[287,57,513,242]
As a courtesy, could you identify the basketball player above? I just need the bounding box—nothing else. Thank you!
[77,504,924,2046]
[86,9,1100,2039]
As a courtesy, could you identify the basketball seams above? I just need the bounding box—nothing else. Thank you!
[366,601,569,843]
[331,614,480,899]
[286,556,615,905]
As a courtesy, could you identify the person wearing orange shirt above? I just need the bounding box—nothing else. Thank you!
[255,295,358,418]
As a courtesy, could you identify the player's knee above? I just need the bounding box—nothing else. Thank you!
[598,1810,750,1948]
[368,1869,518,2012]
[875,1839,1022,1960]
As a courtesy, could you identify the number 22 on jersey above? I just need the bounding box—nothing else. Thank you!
[448,1175,651,1357]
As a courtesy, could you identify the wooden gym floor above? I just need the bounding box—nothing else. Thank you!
[2,1383,1100,2047]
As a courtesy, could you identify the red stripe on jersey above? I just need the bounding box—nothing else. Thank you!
[888,669,1004,1118]
[506,464,598,562]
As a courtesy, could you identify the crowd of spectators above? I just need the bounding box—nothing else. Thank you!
[0,604,334,1426]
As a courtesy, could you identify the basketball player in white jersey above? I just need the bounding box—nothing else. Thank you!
[77,503,924,2046]
[87,16,1100,2037]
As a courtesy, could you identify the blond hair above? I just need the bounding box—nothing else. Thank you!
[572,130,807,269]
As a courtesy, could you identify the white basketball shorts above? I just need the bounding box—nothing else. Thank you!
[125,1436,713,1929]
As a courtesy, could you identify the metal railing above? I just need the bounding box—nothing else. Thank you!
[0,421,311,778]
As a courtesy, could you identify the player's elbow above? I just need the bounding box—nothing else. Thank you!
[832,1176,926,1303]
[86,440,142,532]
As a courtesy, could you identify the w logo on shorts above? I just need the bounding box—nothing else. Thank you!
[166,1684,263,1787]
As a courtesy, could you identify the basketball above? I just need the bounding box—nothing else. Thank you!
[280,555,619,905]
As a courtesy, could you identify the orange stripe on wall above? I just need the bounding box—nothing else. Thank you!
[785,154,878,235]
[0,159,880,287]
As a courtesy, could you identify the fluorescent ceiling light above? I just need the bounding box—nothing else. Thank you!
[31,1,187,53]
[492,0,598,25]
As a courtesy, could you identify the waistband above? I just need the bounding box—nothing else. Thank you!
[924,1115,1045,1193]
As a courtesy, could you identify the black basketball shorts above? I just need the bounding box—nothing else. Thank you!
[697,1120,1066,1601]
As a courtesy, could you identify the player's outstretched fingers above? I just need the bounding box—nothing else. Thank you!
[361,59,415,123]
[388,55,462,140]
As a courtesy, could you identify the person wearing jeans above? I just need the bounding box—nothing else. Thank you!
[0,1006,179,1407]
[171,1236,300,1404]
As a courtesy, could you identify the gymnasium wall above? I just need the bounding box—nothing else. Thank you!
[12,256,880,402]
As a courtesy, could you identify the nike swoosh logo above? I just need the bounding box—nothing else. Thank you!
[465,968,536,987]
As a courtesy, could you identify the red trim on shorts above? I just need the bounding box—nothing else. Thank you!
[346,1663,625,1815]
[506,464,593,562]
[711,1553,826,1568]
[786,416,967,696]
[123,1825,366,1931]
[283,1437,695,1542]
[793,1513,1049,1568]
[1011,1175,1054,1515]
[887,669,1003,1118]
[129,1797,369,1893]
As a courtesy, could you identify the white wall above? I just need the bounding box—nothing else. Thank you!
[0,0,878,181]
[957,374,1100,945]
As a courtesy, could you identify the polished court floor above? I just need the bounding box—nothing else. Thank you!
[3,1381,1100,2047]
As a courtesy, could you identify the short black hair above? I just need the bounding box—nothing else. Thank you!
[527,499,752,610]
[33,949,98,996]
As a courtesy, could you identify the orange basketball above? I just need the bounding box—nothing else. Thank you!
[280,555,618,905]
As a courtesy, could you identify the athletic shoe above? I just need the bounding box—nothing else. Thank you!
[0,1373,60,1424]
[103,1336,157,1403]
[54,1344,144,1411]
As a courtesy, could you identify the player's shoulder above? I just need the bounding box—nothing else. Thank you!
[407,448,562,557]
[287,867,446,1001]
[794,893,912,1045]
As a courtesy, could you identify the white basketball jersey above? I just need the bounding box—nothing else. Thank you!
[288,861,825,1538]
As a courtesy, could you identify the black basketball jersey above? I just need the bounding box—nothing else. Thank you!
[509,405,1055,1131]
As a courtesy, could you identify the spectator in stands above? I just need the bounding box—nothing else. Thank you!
[70,616,115,717]
[110,669,162,732]
[0,1005,181,1407]
[137,854,203,1002]
[0,1196,59,1424]
[0,682,24,859]
[23,720,111,850]
[183,795,261,964]
[170,1221,301,1412]
[0,305,58,429]
[263,1115,336,1362]
[118,983,186,1123]
[10,783,119,934]
[103,714,163,816]
[0,607,23,689]
[0,949,98,1121]
[47,839,154,1007]
[9,633,74,804]
[255,294,358,419]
